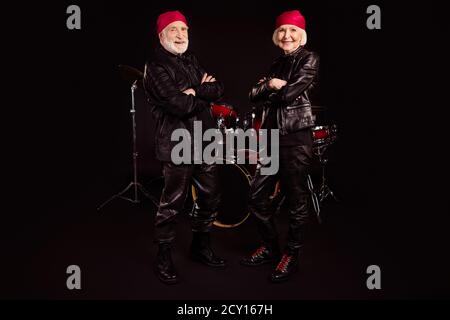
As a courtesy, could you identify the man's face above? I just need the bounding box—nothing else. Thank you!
[276,24,302,53]
[159,21,189,54]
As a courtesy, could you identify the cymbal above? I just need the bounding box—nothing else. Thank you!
[118,64,144,84]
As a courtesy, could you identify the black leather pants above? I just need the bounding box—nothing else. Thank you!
[249,144,313,250]
[154,162,220,245]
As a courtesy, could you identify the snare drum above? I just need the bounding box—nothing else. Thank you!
[210,103,237,130]
[311,126,330,145]
[311,124,337,146]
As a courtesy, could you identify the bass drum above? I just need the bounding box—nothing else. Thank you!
[192,159,252,228]
[191,151,281,228]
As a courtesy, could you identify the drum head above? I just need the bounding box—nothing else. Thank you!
[216,163,251,228]
[192,162,251,228]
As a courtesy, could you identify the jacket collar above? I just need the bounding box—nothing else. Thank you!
[154,45,192,64]
[283,45,303,57]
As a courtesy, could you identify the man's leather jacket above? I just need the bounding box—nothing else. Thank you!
[249,47,319,135]
[144,46,224,161]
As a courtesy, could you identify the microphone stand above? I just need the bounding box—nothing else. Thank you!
[97,80,159,211]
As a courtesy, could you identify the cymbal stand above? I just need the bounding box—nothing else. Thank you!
[97,81,159,211]
[314,143,339,204]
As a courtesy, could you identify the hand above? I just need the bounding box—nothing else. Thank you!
[182,88,196,96]
[201,73,216,83]
[267,78,287,91]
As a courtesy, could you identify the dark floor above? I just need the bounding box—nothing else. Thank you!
[3,173,449,300]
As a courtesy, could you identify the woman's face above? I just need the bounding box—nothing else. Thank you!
[276,24,302,53]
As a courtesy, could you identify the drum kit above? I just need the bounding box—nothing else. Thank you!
[194,102,339,227]
[99,65,339,228]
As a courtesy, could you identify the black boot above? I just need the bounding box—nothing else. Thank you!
[189,232,226,268]
[154,243,179,284]
[269,249,299,283]
[240,242,281,267]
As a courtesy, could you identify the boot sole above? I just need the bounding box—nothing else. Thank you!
[269,266,299,283]
[155,273,180,285]
[190,254,227,268]
[153,266,180,285]
[240,259,277,267]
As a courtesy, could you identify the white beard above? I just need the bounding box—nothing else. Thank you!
[161,37,189,55]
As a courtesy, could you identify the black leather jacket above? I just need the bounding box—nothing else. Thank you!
[144,46,224,161]
[249,47,319,135]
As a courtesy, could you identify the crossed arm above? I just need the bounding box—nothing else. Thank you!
[249,52,319,105]
[144,63,224,118]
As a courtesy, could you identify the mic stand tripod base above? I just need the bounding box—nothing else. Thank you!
[318,184,339,203]
[97,181,159,211]
[313,143,339,212]
[98,79,160,212]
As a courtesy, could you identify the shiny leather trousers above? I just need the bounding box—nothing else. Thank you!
[154,162,220,245]
[249,144,313,251]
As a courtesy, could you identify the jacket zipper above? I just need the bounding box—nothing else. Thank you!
[279,57,296,134]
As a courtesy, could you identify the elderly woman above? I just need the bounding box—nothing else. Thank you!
[241,10,320,282]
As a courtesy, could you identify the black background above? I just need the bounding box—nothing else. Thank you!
[2,0,449,300]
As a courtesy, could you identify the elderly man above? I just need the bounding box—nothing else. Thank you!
[143,10,226,284]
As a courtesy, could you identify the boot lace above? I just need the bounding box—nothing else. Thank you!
[276,254,292,272]
[252,246,267,258]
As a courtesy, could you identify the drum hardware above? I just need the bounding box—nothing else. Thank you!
[240,112,255,131]
[97,65,159,211]
[210,103,237,132]
[315,146,339,204]
[311,124,339,205]
[238,107,262,132]
[217,115,226,132]
[307,174,322,223]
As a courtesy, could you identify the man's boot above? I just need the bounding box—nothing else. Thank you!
[154,243,179,284]
[189,232,226,268]
[240,241,281,266]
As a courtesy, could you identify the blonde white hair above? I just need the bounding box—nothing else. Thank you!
[272,25,307,47]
